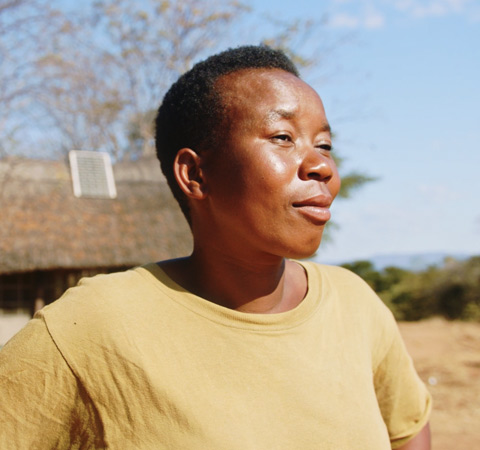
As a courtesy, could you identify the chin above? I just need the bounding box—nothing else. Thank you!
[286,249,319,260]
[283,236,323,260]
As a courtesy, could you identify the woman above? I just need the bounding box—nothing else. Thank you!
[0,45,431,449]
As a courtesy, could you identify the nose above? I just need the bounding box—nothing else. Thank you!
[298,147,336,182]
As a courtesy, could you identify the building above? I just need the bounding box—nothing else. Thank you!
[0,155,192,345]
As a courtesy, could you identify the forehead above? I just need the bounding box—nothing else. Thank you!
[215,68,326,125]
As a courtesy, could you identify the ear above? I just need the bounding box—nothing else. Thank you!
[173,148,207,200]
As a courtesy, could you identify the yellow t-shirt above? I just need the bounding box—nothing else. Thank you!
[0,262,431,449]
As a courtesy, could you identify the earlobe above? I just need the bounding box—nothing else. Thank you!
[173,148,207,200]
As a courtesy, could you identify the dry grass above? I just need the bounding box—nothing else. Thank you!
[398,318,480,450]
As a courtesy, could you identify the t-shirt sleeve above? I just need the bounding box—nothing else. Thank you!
[0,316,104,449]
[373,314,432,449]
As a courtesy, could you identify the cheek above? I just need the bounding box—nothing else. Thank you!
[329,165,341,199]
[269,155,290,175]
[255,153,296,192]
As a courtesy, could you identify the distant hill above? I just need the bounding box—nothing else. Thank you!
[351,252,472,271]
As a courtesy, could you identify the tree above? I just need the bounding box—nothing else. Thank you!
[373,257,480,321]
[35,45,126,157]
[33,0,250,160]
[1,0,374,214]
[0,0,65,156]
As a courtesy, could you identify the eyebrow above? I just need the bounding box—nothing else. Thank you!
[266,109,295,123]
[265,109,331,133]
[319,122,331,133]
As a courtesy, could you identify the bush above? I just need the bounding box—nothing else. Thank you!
[343,256,480,322]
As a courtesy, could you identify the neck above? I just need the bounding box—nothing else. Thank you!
[160,245,307,314]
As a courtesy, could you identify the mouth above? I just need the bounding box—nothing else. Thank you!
[292,195,333,224]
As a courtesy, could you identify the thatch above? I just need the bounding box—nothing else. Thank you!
[0,156,193,274]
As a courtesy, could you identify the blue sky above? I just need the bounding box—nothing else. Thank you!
[250,0,480,264]
[38,0,480,264]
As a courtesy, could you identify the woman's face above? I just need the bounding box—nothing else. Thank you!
[199,68,341,260]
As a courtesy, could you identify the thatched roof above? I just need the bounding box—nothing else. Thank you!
[0,156,193,274]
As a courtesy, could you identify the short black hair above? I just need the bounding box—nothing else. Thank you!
[155,45,299,223]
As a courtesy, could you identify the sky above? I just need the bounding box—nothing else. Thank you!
[249,0,480,264]
[23,0,480,266]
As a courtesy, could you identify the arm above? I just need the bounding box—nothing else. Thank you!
[396,423,431,450]
[372,315,432,449]
[0,317,102,448]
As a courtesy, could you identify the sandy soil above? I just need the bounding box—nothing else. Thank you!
[398,318,480,450]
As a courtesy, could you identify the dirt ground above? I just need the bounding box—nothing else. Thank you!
[398,318,480,450]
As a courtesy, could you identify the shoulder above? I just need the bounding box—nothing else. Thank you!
[302,261,399,354]
[40,265,159,323]
[302,260,369,284]
[0,317,103,447]
[36,265,165,370]
[302,261,386,309]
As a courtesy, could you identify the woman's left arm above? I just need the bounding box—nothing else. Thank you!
[396,423,431,450]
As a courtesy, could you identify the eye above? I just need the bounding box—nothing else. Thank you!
[272,134,292,142]
[271,134,295,148]
[316,142,332,152]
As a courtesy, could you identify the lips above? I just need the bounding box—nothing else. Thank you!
[292,195,333,224]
